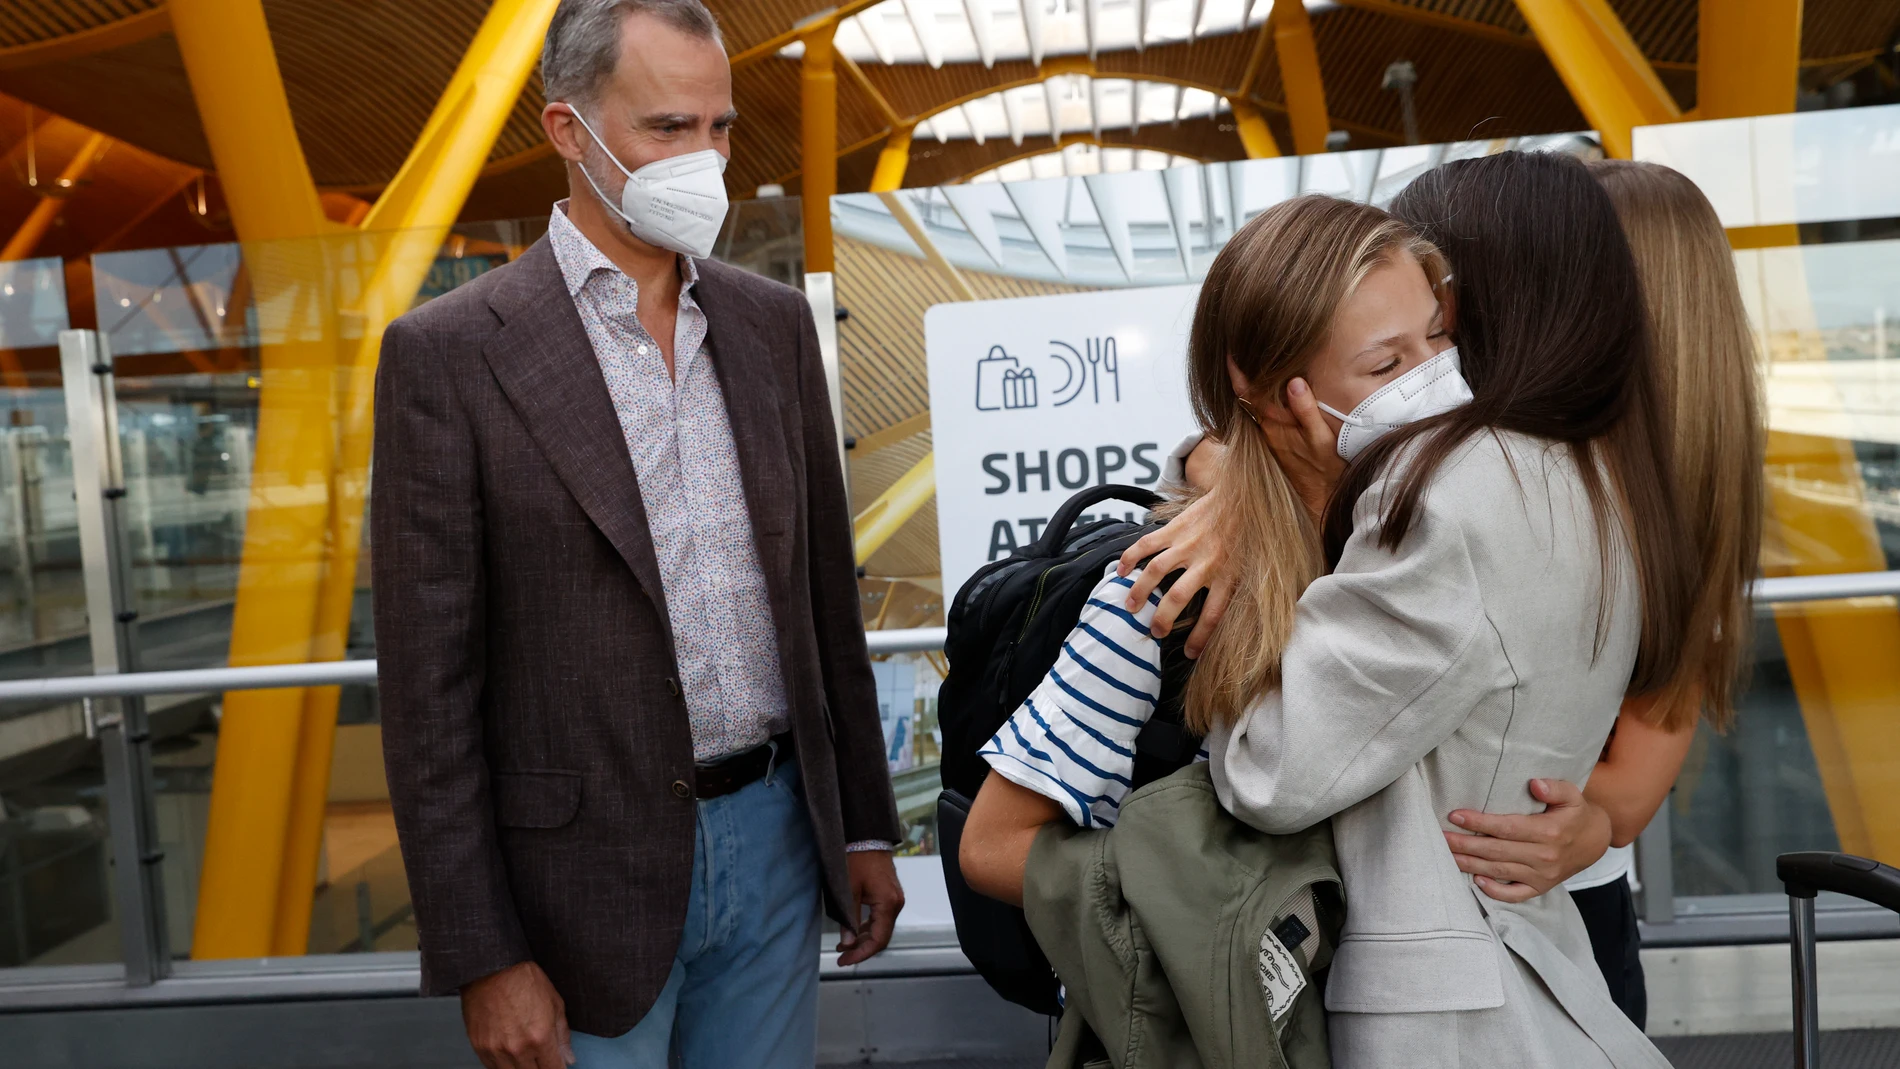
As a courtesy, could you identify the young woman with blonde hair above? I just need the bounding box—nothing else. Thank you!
[965,151,1693,1067]
[1123,159,1765,1031]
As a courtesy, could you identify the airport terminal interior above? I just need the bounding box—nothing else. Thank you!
[0,0,1898,1065]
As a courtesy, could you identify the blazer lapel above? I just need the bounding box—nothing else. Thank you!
[693,262,797,587]
[481,238,673,622]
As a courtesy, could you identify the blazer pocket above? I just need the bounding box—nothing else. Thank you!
[493,770,582,829]
[1323,930,1505,1014]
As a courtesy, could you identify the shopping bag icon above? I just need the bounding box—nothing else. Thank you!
[975,345,1037,410]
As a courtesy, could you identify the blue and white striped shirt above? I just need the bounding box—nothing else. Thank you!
[979,563,1209,828]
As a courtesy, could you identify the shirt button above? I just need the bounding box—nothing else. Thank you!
[671,780,692,800]
[636,343,649,355]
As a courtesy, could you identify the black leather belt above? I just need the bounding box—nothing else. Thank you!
[693,734,792,800]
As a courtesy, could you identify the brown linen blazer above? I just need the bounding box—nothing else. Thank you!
[370,236,901,1036]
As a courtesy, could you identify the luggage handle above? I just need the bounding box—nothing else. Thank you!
[1777,851,1900,911]
[1027,483,1165,558]
[1776,852,1900,1069]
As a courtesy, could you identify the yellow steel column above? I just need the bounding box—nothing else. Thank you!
[1699,0,1803,120]
[171,0,341,959]
[1270,0,1331,155]
[801,21,839,273]
[853,452,935,565]
[1512,0,1680,157]
[271,0,562,954]
[1,132,108,261]
[869,124,914,193]
[1228,98,1282,158]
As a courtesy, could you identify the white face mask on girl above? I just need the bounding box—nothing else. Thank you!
[1316,346,1474,462]
[565,107,730,259]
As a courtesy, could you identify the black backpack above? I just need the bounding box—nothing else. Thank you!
[936,484,1205,1017]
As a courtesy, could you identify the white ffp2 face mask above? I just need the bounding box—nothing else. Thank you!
[1316,346,1474,462]
[566,108,730,259]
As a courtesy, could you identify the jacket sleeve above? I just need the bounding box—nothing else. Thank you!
[372,316,528,994]
[793,294,903,846]
[1209,474,1500,835]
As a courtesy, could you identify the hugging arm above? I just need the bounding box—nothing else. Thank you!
[964,569,1168,903]
[962,772,1067,906]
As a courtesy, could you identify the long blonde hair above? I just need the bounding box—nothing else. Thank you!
[1178,195,1448,733]
[1589,159,1764,733]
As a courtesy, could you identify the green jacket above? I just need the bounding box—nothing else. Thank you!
[1024,764,1342,1069]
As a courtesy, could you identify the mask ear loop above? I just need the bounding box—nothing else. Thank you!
[558,104,643,230]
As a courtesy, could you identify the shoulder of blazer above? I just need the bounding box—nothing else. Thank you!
[693,256,809,324]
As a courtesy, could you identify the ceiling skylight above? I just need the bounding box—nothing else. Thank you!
[782,0,1338,67]
[918,76,1228,145]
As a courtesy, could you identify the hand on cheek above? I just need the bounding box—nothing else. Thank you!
[1262,378,1346,523]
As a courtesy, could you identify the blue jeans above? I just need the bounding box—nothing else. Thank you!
[571,753,822,1069]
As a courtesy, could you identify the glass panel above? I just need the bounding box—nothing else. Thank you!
[0,743,119,967]
[1672,232,1900,902]
[89,226,508,961]
[0,260,120,969]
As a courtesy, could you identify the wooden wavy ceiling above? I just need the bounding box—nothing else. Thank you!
[0,0,1893,229]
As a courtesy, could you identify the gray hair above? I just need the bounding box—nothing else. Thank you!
[541,0,723,105]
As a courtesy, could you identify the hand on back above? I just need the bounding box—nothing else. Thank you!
[1444,779,1614,902]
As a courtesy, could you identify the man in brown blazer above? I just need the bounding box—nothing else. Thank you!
[371,3,904,1067]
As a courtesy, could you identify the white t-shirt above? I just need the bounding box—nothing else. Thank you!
[1564,842,1635,892]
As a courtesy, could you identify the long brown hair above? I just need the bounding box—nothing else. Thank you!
[1179,194,1449,733]
[1589,159,1764,732]
[1347,151,1699,703]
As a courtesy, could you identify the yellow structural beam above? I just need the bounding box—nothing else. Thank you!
[1,131,107,261]
[1228,98,1282,158]
[1698,0,1803,120]
[170,2,328,241]
[1270,0,1331,156]
[1512,0,1680,158]
[272,0,562,956]
[869,124,914,192]
[854,452,936,565]
[802,21,839,274]
[177,0,557,958]
[172,0,347,961]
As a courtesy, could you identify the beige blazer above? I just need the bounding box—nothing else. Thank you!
[1209,430,1671,1068]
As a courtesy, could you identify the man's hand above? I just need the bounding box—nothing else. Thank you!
[461,960,573,1069]
[1444,779,1614,904]
[837,850,905,966]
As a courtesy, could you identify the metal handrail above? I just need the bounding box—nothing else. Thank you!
[0,571,1895,705]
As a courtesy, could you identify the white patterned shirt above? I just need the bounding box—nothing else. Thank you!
[548,204,790,763]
